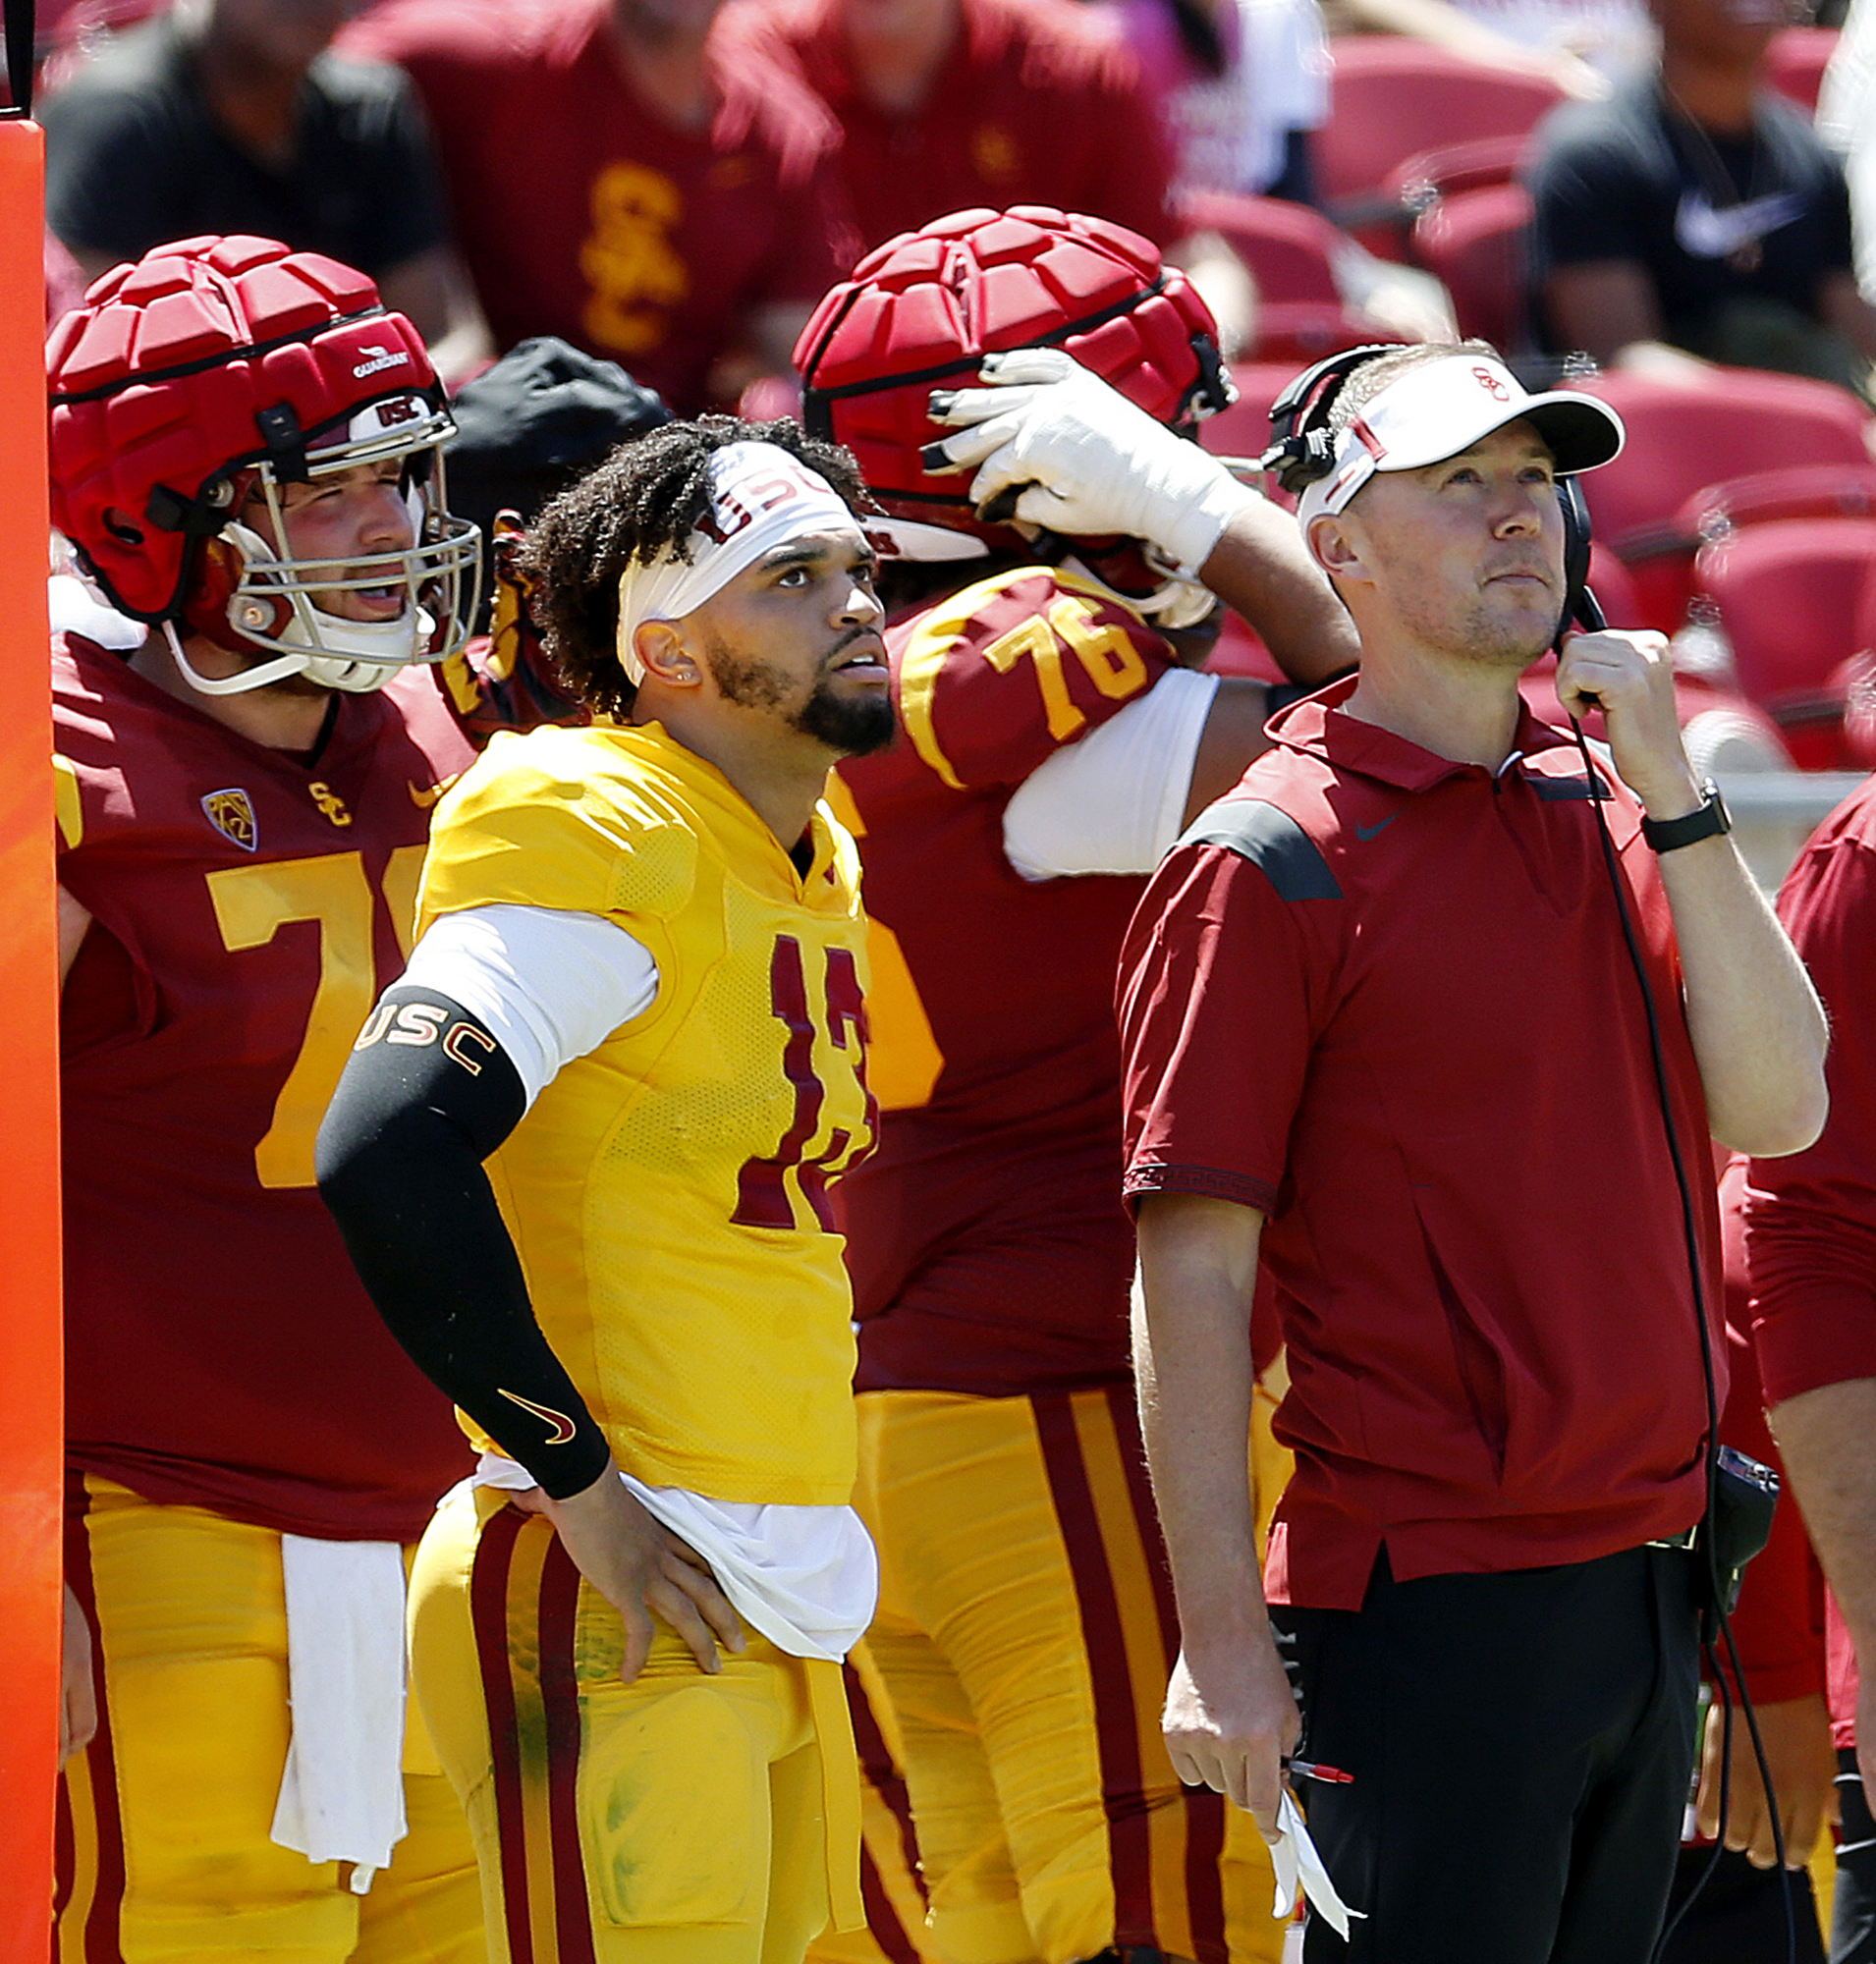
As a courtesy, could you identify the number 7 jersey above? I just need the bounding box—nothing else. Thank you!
[830,566,1180,1397]
[54,630,480,1542]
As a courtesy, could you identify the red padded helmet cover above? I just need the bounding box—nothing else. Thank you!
[796,206,1228,547]
[47,234,441,621]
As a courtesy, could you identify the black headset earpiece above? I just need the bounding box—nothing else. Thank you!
[1555,475,1605,642]
[1259,343,1404,497]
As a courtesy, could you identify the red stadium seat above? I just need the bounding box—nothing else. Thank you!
[1690,518,1876,767]
[1766,26,1839,112]
[1587,463,1876,644]
[1200,361,1309,478]
[1841,549,1876,766]
[1177,191,1345,306]
[1565,367,1874,633]
[1250,300,1403,363]
[1677,462,1876,542]
[1317,39,1566,254]
[1383,134,1530,213]
[1408,181,1533,350]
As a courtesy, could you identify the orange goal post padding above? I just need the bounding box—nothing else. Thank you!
[0,111,60,1963]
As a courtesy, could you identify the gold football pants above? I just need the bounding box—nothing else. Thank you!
[59,1474,485,1964]
[825,1386,1293,1964]
[409,1483,863,1964]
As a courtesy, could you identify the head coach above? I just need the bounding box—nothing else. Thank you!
[1112,340,1829,1962]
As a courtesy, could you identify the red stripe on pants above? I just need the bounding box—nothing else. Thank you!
[537,1538,597,1964]
[470,1504,536,1964]
[1030,1391,1156,1947]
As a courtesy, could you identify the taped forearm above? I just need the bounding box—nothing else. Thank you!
[315,983,612,1498]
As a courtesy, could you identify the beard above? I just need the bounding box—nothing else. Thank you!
[703,639,897,758]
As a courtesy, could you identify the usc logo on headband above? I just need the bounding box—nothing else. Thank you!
[697,458,827,545]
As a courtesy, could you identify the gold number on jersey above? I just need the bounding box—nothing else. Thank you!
[980,596,1153,742]
[734,935,878,1232]
[982,615,1083,741]
[207,848,421,1189]
[1048,596,1150,700]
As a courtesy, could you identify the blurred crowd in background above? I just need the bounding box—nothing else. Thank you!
[31,0,1876,788]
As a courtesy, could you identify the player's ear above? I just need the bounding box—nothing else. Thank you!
[1307,512,1366,585]
[634,621,700,688]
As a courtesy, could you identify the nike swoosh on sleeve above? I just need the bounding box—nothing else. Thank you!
[1354,813,1400,842]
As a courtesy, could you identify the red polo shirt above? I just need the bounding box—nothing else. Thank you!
[1738,779,1876,1752]
[1118,682,1720,1610]
[727,0,1175,250]
[1744,775,1876,1408]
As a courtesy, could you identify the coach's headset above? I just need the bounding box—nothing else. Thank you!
[1259,341,1610,640]
[1264,343,1793,1964]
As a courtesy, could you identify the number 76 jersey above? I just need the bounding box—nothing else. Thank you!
[54,630,480,1543]
[830,567,1180,1398]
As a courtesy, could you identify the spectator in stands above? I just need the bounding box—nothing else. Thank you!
[343,0,857,415]
[1099,0,1330,206]
[725,0,1175,251]
[1326,0,1636,95]
[1817,0,1875,306]
[1526,0,1876,398]
[41,0,488,381]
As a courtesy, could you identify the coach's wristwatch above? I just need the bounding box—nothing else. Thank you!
[1640,778,1732,853]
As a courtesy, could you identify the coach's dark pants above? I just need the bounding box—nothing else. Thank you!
[1269,1544,1702,1964]
[1832,1746,1876,1963]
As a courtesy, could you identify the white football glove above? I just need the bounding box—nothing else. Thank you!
[922,349,1259,575]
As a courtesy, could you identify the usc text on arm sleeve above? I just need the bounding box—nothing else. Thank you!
[315,982,612,1498]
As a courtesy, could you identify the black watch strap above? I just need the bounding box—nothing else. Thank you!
[1641,779,1731,853]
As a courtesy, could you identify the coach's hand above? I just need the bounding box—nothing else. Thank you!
[1555,627,1703,823]
[1163,1626,1299,1841]
[537,1461,746,1682]
[61,1581,98,1765]
[1694,1689,1836,1869]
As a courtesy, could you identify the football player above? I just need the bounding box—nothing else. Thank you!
[315,417,897,1964]
[49,236,487,1960]
[793,206,1359,1964]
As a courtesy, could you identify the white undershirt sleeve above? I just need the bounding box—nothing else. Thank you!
[396,903,659,1112]
[1001,666,1224,881]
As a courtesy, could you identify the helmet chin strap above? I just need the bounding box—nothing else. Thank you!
[161,610,422,697]
[163,620,317,696]
[1061,553,1218,633]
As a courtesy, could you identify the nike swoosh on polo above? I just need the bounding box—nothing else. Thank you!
[408,773,463,809]
[1673,191,1805,261]
[1355,812,1400,842]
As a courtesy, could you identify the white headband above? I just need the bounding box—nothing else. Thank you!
[1294,356,1625,530]
[615,441,859,684]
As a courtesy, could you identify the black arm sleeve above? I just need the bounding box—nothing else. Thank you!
[315,982,613,1499]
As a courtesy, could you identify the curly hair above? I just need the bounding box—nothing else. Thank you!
[518,415,873,719]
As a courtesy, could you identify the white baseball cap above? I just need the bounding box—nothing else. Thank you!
[1296,355,1626,528]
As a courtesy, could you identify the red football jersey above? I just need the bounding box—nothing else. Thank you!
[832,566,1178,1394]
[56,634,477,1541]
[728,0,1177,251]
[341,0,856,414]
